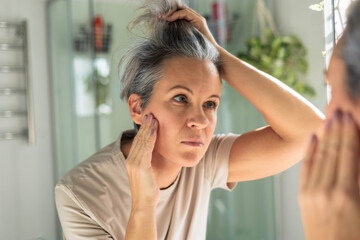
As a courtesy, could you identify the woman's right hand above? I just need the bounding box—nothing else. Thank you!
[125,114,159,211]
[165,6,218,47]
[298,111,360,240]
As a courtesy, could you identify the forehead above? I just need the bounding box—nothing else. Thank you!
[156,57,221,93]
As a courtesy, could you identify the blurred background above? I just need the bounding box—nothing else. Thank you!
[0,0,353,239]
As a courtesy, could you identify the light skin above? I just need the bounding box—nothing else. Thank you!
[298,47,360,240]
[124,57,221,240]
[166,7,324,182]
[124,6,324,240]
[124,57,221,189]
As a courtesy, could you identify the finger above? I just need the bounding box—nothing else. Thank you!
[182,5,203,18]
[135,114,152,141]
[166,8,200,24]
[144,115,158,158]
[337,113,360,192]
[299,134,318,190]
[149,116,158,140]
[320,110,342,189]
[161,7,177,19]
[129,114,158,166]
[136,114,157,147]
[307,120,331,189]
[127,114,151,164]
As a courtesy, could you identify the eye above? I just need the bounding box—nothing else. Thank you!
[203,101,217,109]
[173,94,188,103]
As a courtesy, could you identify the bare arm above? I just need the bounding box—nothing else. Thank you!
[220,48,324,181]
[167,7,324,182]
[125,208,157,240]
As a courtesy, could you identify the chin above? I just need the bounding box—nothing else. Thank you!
[177,151,205,167]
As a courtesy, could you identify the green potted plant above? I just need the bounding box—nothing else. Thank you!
[237,0,315,97]
[237,28,315,96]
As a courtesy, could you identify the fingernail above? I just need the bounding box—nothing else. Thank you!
[144,114,149,123]
[333,109,342,122]
[150,128,154,136]
[310,133,317,143]
[151,118,156,126]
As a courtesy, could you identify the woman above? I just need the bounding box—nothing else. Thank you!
[55,0,323,239]
[298,1,360,239]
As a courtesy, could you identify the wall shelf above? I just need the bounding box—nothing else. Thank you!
[0,110,27,118]
[0,131,26,140]
[0,21,35,144]
[0,88,26,95]
[0,21,20,28]
[0,65,25,72]
[0,43,23,50]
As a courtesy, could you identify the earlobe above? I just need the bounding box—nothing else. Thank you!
[128,94,143,125]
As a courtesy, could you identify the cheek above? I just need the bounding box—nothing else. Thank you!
[208,112,217,131]
[152,107,184,140]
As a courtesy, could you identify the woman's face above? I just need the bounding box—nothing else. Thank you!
[325,47,360,125]
[143,57,221,167]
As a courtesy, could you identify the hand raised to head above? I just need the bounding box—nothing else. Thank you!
[298,110,360,240]
[125,114,160,210]
[165,6,218,47]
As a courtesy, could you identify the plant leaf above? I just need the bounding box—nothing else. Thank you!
[309,4,323,11]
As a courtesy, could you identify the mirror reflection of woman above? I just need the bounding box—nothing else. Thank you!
[55,0,323,239]
[298,1,360,239]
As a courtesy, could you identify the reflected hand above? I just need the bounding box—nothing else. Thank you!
[165,6,218,47]
[125,114,159,210]
[298,110,360,240]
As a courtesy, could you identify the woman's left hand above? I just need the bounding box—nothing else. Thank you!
[165,6,218,47]
[298,110,360,240]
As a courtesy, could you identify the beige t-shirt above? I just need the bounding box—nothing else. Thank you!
[55,131,238,240]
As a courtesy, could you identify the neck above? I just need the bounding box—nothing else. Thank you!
[121,139,182,190]
[151,150,182,189]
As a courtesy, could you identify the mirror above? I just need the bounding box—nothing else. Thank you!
[48,0,327,239]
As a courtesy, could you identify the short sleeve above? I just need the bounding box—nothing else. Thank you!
[204,133,239,190]
[55,185,113,240]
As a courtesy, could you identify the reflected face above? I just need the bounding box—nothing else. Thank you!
[144,57,221,167]
[325,48,360,125]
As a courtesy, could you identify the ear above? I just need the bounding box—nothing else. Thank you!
[128,93,143,125]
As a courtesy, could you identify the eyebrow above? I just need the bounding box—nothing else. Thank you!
[169,85,193,94]
[168,85,220,99]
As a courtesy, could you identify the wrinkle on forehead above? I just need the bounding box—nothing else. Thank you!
[157,57,221,95]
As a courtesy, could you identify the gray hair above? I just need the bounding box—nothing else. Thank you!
[119,0,222,111]
[338,0,360,99]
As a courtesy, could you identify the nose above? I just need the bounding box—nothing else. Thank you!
[186,107,209,129]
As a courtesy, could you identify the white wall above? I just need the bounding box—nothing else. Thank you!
[0,0,57,239]
[271,0,327,239]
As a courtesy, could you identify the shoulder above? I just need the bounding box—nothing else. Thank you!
[198,133,239,190]
[205,133,239,158]
[58,140,118,187]
[55,134,132,222]
[56,133,130,202]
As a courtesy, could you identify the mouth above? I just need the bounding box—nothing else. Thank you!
[181,138,204,147]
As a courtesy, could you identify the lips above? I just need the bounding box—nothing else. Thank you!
[181,137,204,147]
